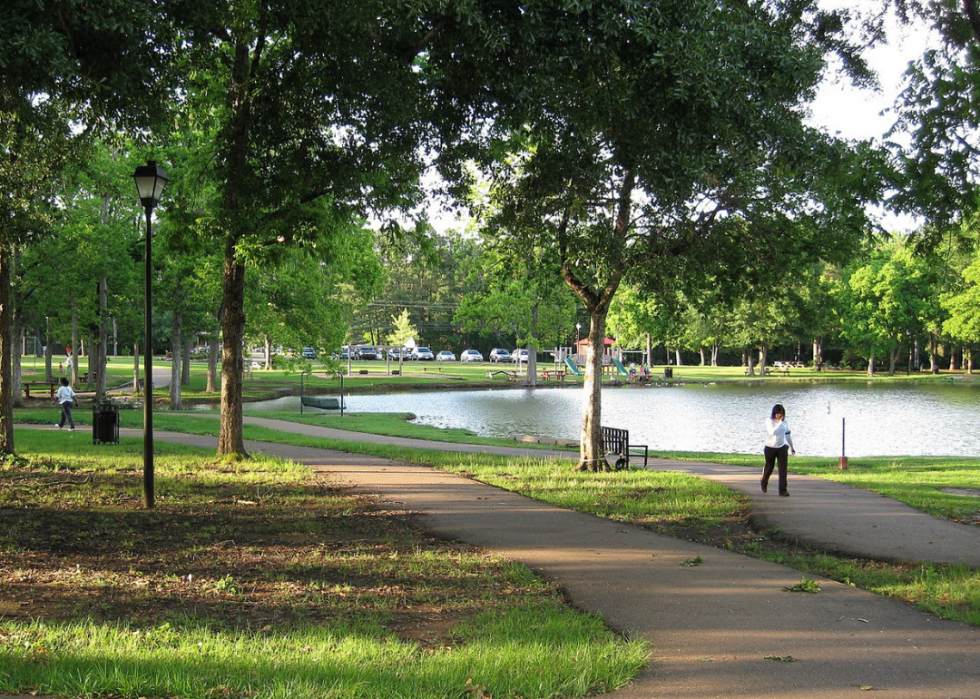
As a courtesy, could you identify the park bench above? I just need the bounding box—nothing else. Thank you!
[23,381,59,399]
[600,426,649,470]
[301,396,344,410]
[487,370,518,381]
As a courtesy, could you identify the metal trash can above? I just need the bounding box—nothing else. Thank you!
[663,367,673,379]
[92,401,120,445]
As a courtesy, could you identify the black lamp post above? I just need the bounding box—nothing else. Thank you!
[133,161,168,509]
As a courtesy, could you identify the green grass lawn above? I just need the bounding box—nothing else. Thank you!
[0,430,647,699]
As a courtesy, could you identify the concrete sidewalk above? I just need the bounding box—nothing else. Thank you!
[133,422,980,699]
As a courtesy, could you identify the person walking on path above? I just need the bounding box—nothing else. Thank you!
[762,402,794,496]
[55,377,76,431]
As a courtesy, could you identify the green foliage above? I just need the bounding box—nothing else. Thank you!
[783,577,822,593]
[386,308,419,347]
[942,250,980,348]
[833,244,942,373]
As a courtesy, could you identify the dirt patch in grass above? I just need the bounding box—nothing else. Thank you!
[0,455,559,646]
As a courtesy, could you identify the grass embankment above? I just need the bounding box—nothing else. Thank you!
[0,430,647,699]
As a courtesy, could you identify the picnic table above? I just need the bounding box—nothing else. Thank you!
[540,369,566,381]
[24,381,59,399]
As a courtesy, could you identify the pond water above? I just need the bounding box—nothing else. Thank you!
[247,381,980,458]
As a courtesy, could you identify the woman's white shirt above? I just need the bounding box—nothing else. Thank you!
[765,417,794,450]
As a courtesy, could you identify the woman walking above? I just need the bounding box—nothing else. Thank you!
[762,403,795,496]
[55,377,77,431]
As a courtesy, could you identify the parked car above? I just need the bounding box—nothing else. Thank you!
[489,348,511,362]
[436,350,456,361]
[301,347,316,359]
[387,347,406,360]
[460,349,484,362]
[411,346,435,361]
[511,348,531,363]
[353,344,381,360]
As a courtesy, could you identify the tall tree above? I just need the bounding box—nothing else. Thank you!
[173,2,455,456]
[941,247,980,373]
[468,1,881,469]
[0,0,176,453]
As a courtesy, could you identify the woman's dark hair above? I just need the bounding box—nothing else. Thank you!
[60,377,69,386]
[771,404,785,419]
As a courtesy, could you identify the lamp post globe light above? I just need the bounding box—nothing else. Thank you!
[132,161,168,509]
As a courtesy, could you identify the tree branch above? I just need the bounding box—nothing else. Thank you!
[964,0,980,41]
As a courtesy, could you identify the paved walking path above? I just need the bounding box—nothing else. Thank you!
[34,418,980,697]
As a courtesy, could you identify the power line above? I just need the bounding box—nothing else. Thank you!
[368,301,461,309]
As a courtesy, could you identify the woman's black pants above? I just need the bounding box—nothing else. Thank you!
[762,445,789,494]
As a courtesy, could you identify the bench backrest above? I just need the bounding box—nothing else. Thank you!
[601,426,629,454]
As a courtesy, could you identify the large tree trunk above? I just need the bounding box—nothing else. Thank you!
[888,345,900,376]
[70,301,79,388]
[182,336,193,386]
[576,312,608,472]
[207,331,219,393]
[565,172,633,471]
[218,245,248,457]
[930,334,939,374]
[758,346,768,376]
[0,241,13,454]
[44,319,54,382]
[264,334,273,371]
[523,304,539,386]
[867,354,875,377]
[133,343,141,394]
[95,276,108,403]
[12,305,23,411]
[745,349,755,376]
[170,306,182,411]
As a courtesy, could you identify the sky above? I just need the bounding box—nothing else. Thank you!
[809,10,937,143]
[808,8,941,233]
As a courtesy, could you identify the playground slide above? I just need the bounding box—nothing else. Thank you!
[563,357,583,375]
[611,356,630,376]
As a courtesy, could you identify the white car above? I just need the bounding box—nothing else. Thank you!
[511,349,531,363]
[460,349,484,362]
[411,347,435,361]
[436,350,456,361]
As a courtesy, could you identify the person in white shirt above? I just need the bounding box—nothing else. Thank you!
[762,403,795,496]
[55,377,76,431]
